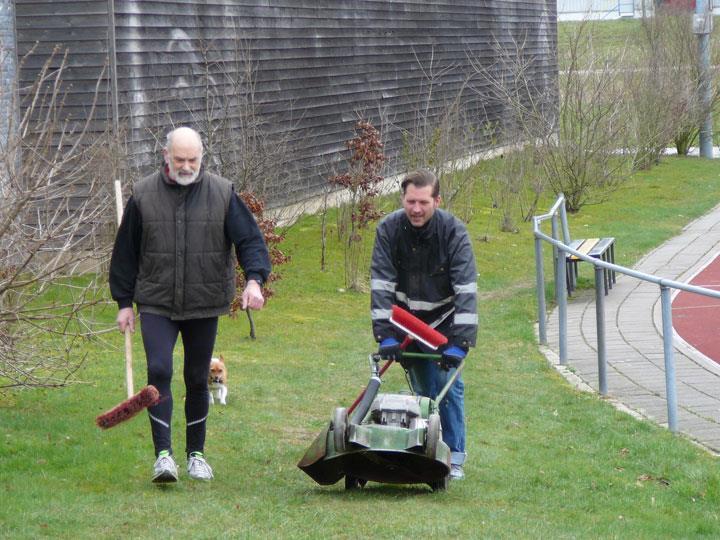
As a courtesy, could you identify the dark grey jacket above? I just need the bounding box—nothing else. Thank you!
[109,167,271,320]
[370,209,478,348]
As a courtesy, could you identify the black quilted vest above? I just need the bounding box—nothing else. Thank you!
[132,169,235,320]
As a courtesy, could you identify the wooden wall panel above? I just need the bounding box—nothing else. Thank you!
[13,0,557,206]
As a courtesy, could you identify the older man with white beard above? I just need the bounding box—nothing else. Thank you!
[109,126,271,484]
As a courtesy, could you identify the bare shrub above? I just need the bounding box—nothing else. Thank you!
[622,8,697,168]
[0,47,115,388]
[398,48,479,221]
[478,146,540,233]
[470,25,633,214]
[187,36,301,204]
[626,7,720,161]
[468,34,554,223]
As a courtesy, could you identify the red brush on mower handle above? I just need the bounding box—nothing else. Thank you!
[390,305,448,349]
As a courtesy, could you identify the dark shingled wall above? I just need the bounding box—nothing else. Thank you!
[12,0,557,206]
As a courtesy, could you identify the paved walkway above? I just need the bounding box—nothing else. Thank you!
[544,204,720,453]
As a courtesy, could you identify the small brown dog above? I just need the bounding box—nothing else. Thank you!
[208,355,228,405]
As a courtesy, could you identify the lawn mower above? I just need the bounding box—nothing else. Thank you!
[297,306,465,491]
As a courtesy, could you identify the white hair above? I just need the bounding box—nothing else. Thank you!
[165,127,204,155]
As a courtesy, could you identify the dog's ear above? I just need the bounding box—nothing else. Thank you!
[219,354,225,363]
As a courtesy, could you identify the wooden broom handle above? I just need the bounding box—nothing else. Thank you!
[115,180,134,398]
[125,329,134,398]
[114,180,124,226]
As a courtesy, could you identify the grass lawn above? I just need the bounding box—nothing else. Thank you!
[558,17,642,63]
[3,156,720,539]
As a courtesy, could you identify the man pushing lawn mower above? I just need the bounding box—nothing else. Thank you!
[109,127,271,484]
[370,169,478,481]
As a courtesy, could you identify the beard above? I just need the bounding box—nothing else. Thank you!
[168,162,200,185]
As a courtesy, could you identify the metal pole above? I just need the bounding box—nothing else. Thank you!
[551,213,568,364]
[555,238,568,365]
[535,234,547,345]
[551,214,559,286]
[594,266,607,396]
[559,196,571,245]
[660,285,678,433]
[695,0,714,158]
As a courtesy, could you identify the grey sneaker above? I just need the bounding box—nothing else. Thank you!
[187,451,214,480]
[152,450,178,483]
[450,464,465,480]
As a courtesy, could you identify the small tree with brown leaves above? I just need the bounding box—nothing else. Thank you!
[229,191,288,318]
[329,119,386,291]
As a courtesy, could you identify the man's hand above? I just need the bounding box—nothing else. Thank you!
[242,280,265,311]
[441,345,466,371]
[116,307,135,333]
[378,337,402,361]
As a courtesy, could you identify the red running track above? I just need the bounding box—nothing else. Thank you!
[672,253,720,363]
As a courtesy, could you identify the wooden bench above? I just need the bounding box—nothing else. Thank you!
[566,237,616,295]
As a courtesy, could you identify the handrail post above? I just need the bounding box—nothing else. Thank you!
[559,196,571,245]
[552,213,568,365]
[594,266,608,396]
[660,285,678,433]
[557,244,567,365]
[551,214,559,285]
[535,232,547,345]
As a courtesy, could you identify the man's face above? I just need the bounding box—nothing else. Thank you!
[164,136,202,186]
[402,183,440,228]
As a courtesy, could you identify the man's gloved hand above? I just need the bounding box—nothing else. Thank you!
[378,337,402,361]
[441,345,467,371]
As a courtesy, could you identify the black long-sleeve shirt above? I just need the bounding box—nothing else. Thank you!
[109,190,271,310]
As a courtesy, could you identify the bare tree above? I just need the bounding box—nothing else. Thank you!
[136,33,301,309]
[187,35,302,204]
[627,6,720,161]
[397,47,479,220]
[0,47,115,388]
[470,25,633,214]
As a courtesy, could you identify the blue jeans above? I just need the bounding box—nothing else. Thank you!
[406,358,466,465]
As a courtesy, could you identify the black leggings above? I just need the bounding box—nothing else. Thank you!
[140,313,218,457]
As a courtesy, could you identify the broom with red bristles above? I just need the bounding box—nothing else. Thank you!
[95,181,161,429]
[96,330,160,429]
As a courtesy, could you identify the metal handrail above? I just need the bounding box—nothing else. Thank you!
[533,194,720,433]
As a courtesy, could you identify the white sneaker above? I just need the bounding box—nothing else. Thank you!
[152,450,178,483]
[450,464,465,480]
[187,451,214,480]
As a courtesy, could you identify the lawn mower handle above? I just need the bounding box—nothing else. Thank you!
[435,358,466,405]
[398,351,442,361]
[347,335,414,416]
[347,351,443,423]
[396,351,465,405]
